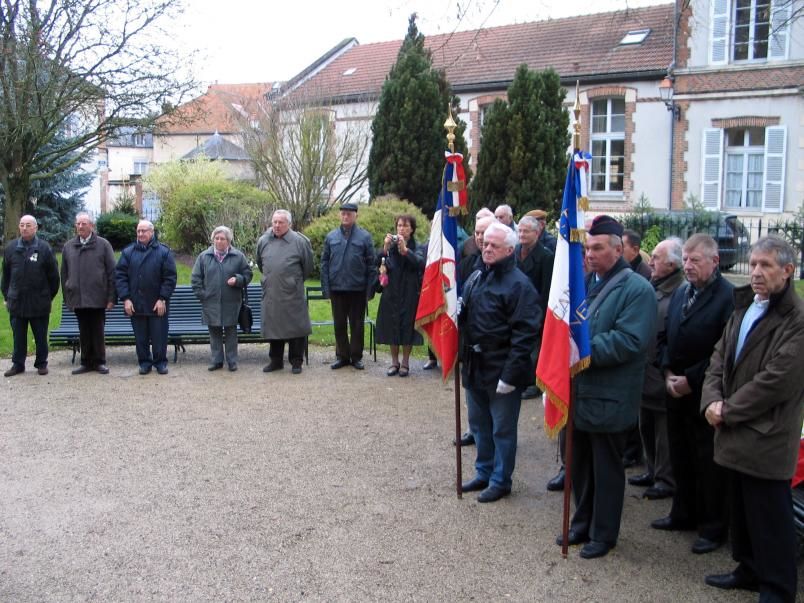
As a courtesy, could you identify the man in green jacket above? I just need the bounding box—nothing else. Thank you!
[702,236,803,602]
[558,215,656,559]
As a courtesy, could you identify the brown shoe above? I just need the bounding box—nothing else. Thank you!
[4,366,23,377]
[37,366,49,376]
[96,364,110,374]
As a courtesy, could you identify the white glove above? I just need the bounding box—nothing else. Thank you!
[496,380,515,394]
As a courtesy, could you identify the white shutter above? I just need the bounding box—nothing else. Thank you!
[769,0,791,60]
[701,128,724,209]
[762,125,786,213]
[710,0,730,64]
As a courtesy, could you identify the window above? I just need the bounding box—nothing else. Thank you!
[590,98,625,193]
[733,0,770,61]
[619,29,650,45]
[710,0,790,64]
[701,125,786,213]
[133,161,149,175]
[132,133,147,146]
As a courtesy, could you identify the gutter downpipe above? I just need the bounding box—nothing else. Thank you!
[668,0,679,211]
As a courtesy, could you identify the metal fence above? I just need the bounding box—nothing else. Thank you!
[623,213,804,280]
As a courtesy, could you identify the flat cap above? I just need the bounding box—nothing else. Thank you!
[588,214,624,237]
[339,202,359,212]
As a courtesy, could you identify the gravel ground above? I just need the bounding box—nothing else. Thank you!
[1,345,800,602]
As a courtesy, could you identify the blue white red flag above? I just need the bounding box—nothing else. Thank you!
[415,151,464,381]
[536,151,592,436]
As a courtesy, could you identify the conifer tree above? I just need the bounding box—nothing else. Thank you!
[471,65,569,216]
[368,15,470,215]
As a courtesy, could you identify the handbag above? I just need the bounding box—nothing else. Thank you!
[238,287,254,333]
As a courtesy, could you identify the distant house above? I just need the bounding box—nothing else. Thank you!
[276,4,677,213]
[101,128,154,214]
[671,0,802,217]
[153,82,276,180]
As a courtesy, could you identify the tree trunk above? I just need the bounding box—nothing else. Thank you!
[3,175,29,244]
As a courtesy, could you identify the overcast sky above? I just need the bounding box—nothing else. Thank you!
[176,0,671,86]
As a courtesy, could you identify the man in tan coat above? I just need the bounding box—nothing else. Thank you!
[702,236,803,602]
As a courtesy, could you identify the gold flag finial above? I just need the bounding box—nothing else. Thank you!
[444,104,457,153]
[572,80,582,150]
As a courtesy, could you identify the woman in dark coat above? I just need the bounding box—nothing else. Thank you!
[375,214,425,377]
[191,225,252,371]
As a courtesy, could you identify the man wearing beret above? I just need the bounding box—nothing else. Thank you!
[558,215,656,559]
[524,209,557,253]
[320,203,377,370]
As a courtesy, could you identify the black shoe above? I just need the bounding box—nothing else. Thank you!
[628,472,654,487]
[156,365,168,375]
[96,364,109,374]
[622,456,640,469]
[477,485,511,503]
[228,364,238,372]
[263,363,283,373]
[692,537,723,555]
[139,366,152,375]
[208,363,224,371]
[72,365,92,375]
[423,359,438,370]
[331,359,350,370]
[461,478,488,492]
[453,431,475,446]
[521,385,540,399]
[555,530,589,546]
[643,485,673,500]
[351,359,364,370]
[3,366,23,377]
[291,366,302,374]
[704,572,759,592]
[651,516,695,531]
[546,467,565,492]
[580,540,614,559]
[37,365,48,376]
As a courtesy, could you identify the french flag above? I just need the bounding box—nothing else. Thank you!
[415,151,465,381]
[536,151,592,436]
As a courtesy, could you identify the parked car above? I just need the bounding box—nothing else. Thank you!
[623,211,749,271]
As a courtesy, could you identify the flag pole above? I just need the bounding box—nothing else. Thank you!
[561,81,583,558]
[444,106,463,499]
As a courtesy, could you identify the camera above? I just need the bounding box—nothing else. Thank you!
[391,234,399,244]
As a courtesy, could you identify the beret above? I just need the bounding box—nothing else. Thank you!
[525,209,548,219]
[588,215,624,237]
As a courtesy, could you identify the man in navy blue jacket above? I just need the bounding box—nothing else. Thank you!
[115,220,177,375]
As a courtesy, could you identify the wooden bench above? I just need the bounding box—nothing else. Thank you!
[304,285,376,365]
[50,284,266,363]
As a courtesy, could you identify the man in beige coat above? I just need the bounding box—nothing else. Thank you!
[257,209,313,374]
[702,236,803,602]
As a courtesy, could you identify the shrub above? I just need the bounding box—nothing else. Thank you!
[97,212,140,250]
[304,196,431,279]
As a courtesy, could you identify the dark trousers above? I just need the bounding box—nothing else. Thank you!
[330,291,366,363]
[269,337,305,367]
[570,428,628,544]
[10,314,49,369]
[639,406,675,490]
[623,424,643,463]
[75,308,107,368]
[727,468,797,603]
[666,402,727,541]
[131,314,169,370]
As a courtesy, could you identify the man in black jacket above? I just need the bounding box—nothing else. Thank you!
[1,215,60,376]
[459,222,541,503]
[652,234,734,555]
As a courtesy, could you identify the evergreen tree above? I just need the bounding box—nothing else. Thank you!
[368,14,470,215]
[471,65,570,217]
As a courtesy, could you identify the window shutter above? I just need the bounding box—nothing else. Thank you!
[762,126,786,213]
[701,129,723,210]
[769,0,791,60]
[710,0,730,64]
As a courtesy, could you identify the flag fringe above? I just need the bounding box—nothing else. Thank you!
[448,207,468,217]
[569,229,586,243]
[570,356,590,377]
[535,376,569,439]
[578,196,590,211]
[416,321,456,383]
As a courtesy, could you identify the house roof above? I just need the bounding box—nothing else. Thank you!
[285,3,674,104]
[181,132,250,161]
[157,82,276,135]
[106,127,153,148]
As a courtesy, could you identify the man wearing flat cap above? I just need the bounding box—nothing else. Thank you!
[321,202,377,370]
[559,214,656,559]
[524,209,557,253]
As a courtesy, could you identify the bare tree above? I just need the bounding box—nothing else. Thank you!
[0,0,197,242]
[236,94,372,230]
